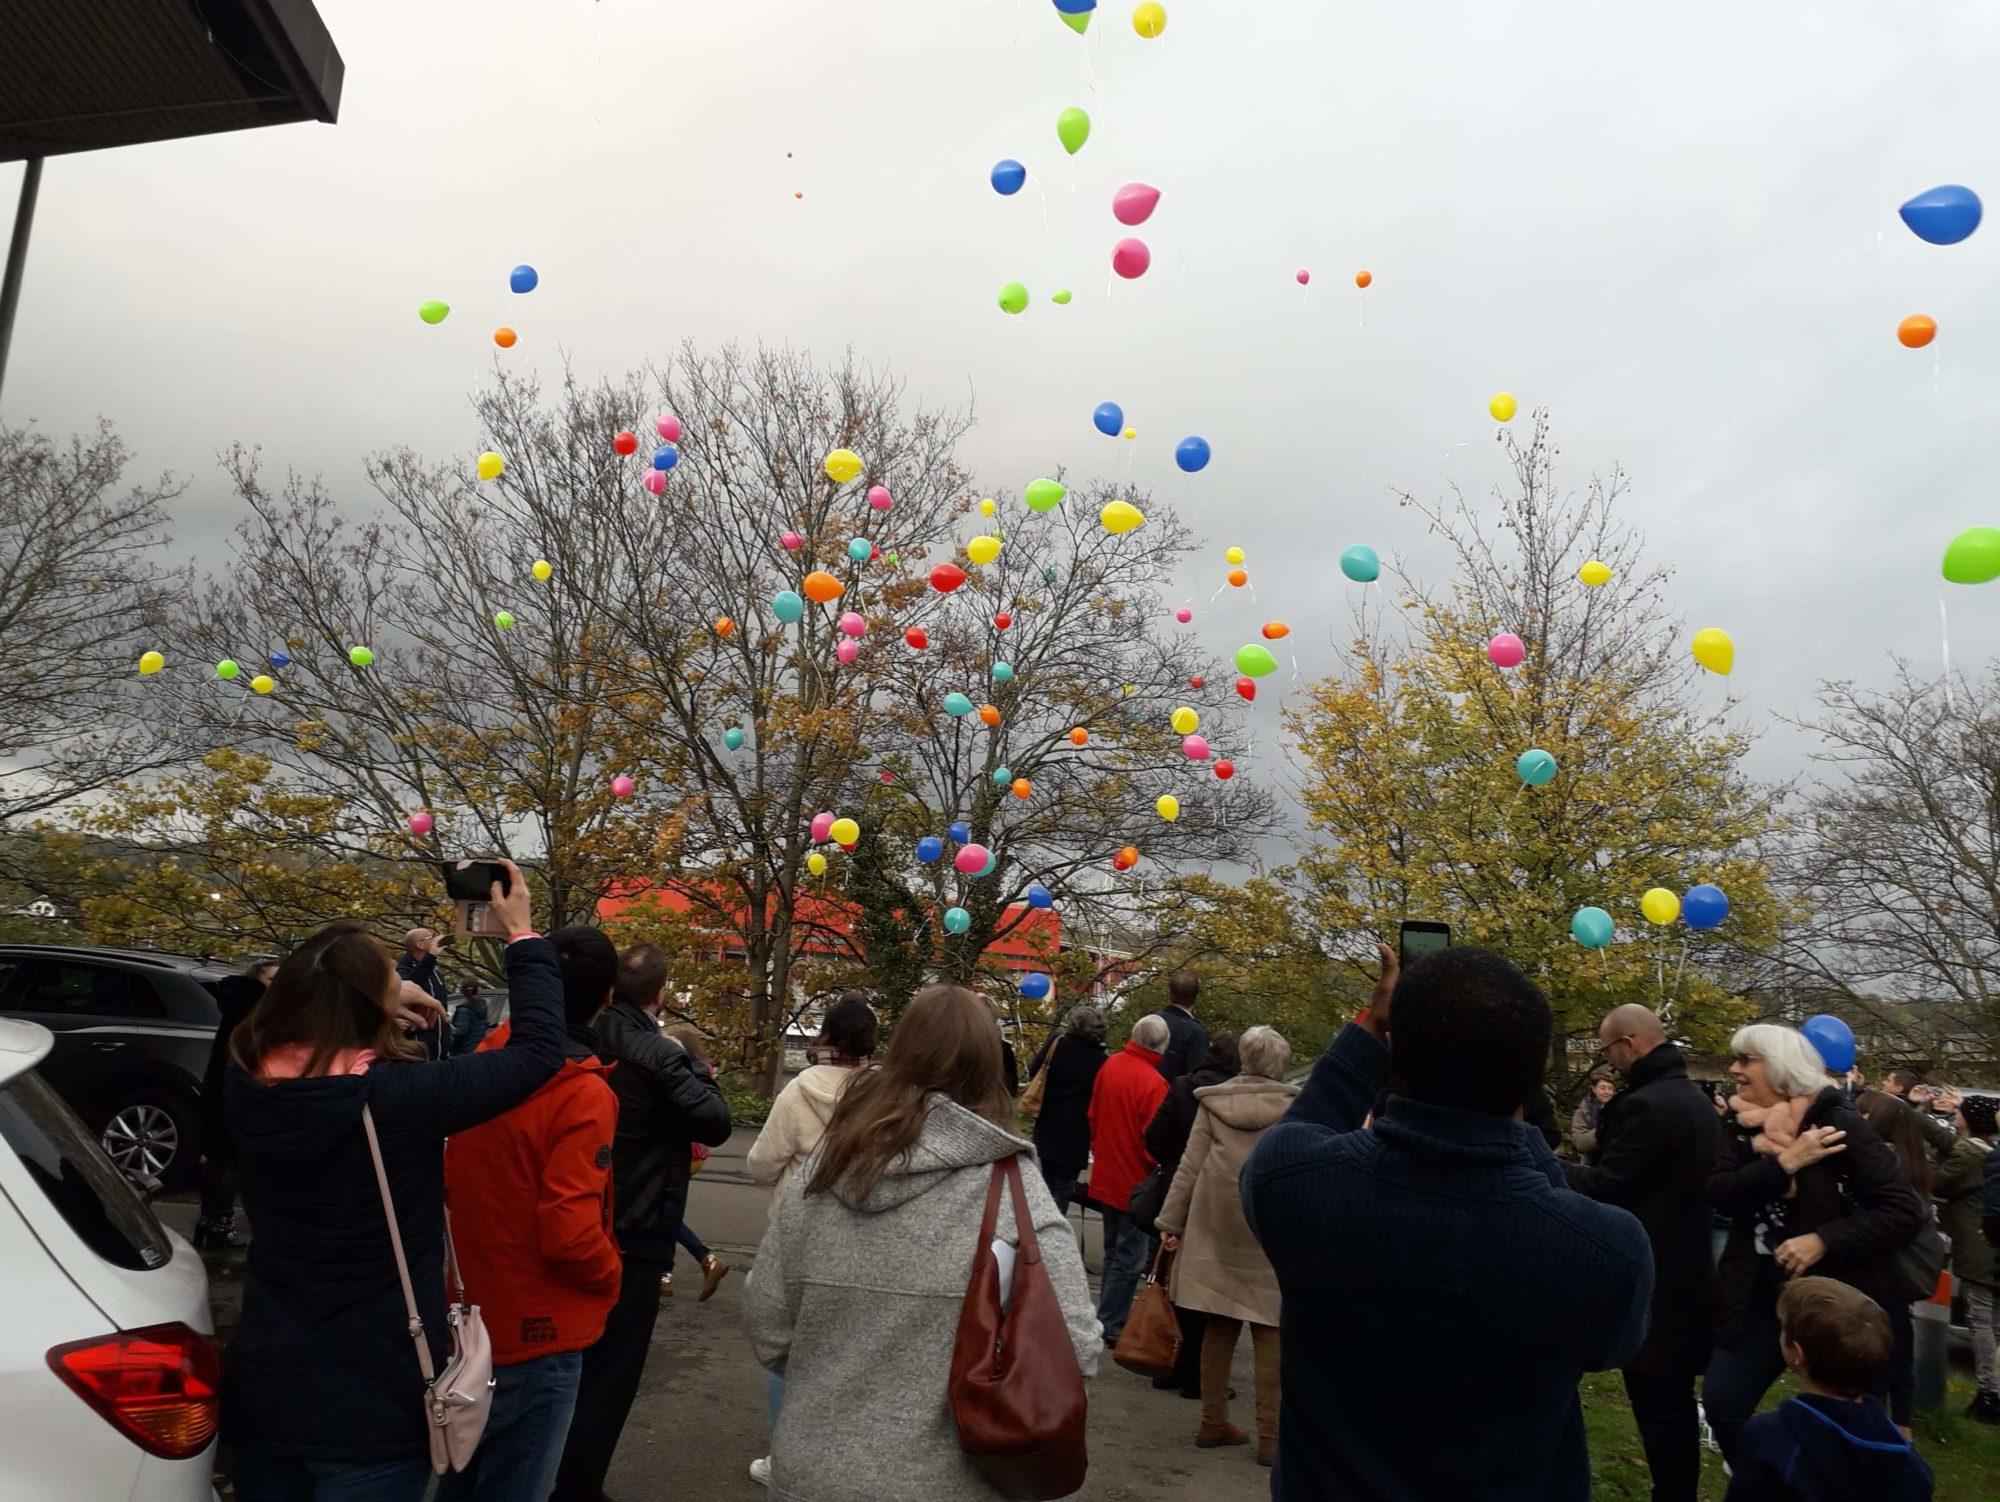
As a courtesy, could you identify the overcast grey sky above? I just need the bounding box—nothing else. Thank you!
[9,0,2000,790]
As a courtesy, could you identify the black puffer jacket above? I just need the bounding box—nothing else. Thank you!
[1710,1087,1925,1339]
[1143,1058,1237,1183]
[594,998,732,1264]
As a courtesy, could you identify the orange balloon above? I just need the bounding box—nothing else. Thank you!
[1262,620,1290,640]
[1227,567,1248,588]
[801,570,845,604]
[1113,845,1140,871]
[493,326,517,348]
[714,616,735,638]
[1011,778,1032,800]
[1898,314,1937,349]
[979,703,1002,726]
[1354,270,1372,288]
[1068,726,1089,746]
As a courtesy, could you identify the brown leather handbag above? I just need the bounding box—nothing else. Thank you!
[1109,1244,1182,1379]
[949,1156,1089,1500]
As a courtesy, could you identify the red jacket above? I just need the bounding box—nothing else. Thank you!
[444,1024,622,1364]
[1088,1041,1168,1210]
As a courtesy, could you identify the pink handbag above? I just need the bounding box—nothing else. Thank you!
[362,1106,493,1475]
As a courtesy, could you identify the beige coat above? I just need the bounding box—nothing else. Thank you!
[1155,1075,1299,1327]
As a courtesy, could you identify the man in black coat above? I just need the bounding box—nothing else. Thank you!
[1564,1003,1723,1502]
[552,942,732,1502]
[1150,968,1209,1083]
[1026,1006,1108,1215]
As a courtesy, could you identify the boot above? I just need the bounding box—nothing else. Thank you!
[1258,1435,1277,1468]
[699,1253,731,1302]
[192,1215,245,1251]
[1968,1391,2000,1424]
[1195,1423,1248,1449]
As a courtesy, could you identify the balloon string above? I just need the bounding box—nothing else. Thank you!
[1940,593,1954,712]
[1669,937,1690,1003]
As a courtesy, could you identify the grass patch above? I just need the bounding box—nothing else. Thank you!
[1582,1368,1999,1500]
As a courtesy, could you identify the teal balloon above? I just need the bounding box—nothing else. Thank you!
[1515,749,1557,787]
[944,692,974,717]
[772,590,805,623]
[1042,567,1058,584]
[945,906,973,934]
[1340,545,1381,583]
[976,851,998,878]
[992,662,1014,682]
[1570,907,1615,949]
[848,537,871,562]
[993,766,1012,785]
[723,727,746,751]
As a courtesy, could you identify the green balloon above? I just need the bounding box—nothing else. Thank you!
[1024,478,1066,513]
[998,282,1029,315]
[418,300,450,325]
[1051,289,1072,305]
[1942,526,2000,584]
[1057,107,1091,156]
[494,611,516,630]
[348,645,376,667]
[1235,643,1279,678]
[215,659,239,680]
[1059,9,1090,33]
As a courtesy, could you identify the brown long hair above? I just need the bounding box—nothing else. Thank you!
[805,985,1012,1202]
[233,922,423,1078]
[1856,1090,1933,1197]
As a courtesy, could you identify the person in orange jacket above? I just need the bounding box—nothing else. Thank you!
[444,925,623,1502]
[1088,1012,1171,1343]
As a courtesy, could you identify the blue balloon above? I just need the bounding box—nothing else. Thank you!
[916,836,945,864]
[1800,1015,1857,1075]
[990,159,1027,196]
[944,692,974,718]
[1340,544,1381,583]
[991,662,1014,682]
[652,444,679,472]
[509,264,539,293]
[1175,436,1212,473]
[949,821,972,844]
[772,589,804,624]
[1682,883,1730,932]
[1052,0,1096,12]
[268,651,290,669]
[848,537,871,562]
[1093,401,1125,437]
[723,727,745,751]
[1515,749,1557,787]
[1899,184,1983,246]
[944,906,972,935]
[1020,972,1053,1001]
[1026,882,1055,910]
[1571,906,1615,949]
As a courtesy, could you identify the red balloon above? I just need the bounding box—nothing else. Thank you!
[905,627,928,650]
[994,611,1013,630]
[612,431,639,456]
[879,771,895,783]
[930,562,968,593]
[1214,759,1235,781]
[1189,676,1205,689]
[1235,676,1256,702]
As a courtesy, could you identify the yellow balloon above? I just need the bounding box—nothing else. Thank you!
[1100,500,1146,535]
[1156,794,1180,821]
[1170,706,1199,735]
[1133,2,1167,37]
[250,674,275,695]
[476,451,505,481]
[1123,427,1137,440]
[1579,559,1612,587]
[532,559,553,582]
[824,448,863,484]
[1225,546,1245,566]
[807,852,828,877]
[1640,888,1681,925]
[966,535,1003,565]
[1691,627,1735,676]
[137,650,165,676]
[829,816,860,845]
[979,497,996,517]
[1489,392,1518,423]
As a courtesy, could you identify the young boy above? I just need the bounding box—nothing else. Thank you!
[1723,1277,1934,1501]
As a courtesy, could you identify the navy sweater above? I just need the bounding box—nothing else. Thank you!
[1241,1024,1654,1501]
[1723,1394,1933,1502]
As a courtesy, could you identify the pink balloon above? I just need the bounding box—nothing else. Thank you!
[1182,734,1210,761]
[867,485,893,511]
[1174,606,1192,624]
[1111,238,1152,280]
[811,812,834,842]
[837,610,868,638]
[656,415,682,442]
[780,530,804,551]
[642,469,667,495]
[836,638,861,665]
[1112,182,1161,227]
[407,811,433,836]
[1296,269,1311,285]
[1487,632,1526,669]
[611,774,635,798]
[954,843,991,874]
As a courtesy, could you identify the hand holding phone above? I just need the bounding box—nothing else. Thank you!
[442,858,532,938]
[1398,920,1450,965]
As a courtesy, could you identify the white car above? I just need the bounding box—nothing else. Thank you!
[0,1017,217,1500]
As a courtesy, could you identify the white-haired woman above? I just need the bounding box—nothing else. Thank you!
[1156,1025,1300,1467]
[1702,1022,1925,1461]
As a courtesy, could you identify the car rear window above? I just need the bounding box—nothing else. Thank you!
[0,1070,172,1271]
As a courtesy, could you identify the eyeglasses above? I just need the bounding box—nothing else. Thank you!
[1730,1052,1759,1067]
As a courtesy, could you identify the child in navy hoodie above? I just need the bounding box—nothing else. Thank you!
[1724,1276,1933,1501]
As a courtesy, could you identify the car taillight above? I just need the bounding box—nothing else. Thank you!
[46,1322,220,1459]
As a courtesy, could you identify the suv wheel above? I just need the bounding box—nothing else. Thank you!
[99,1089,192,1186]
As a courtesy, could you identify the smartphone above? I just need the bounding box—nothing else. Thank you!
[1398,920,1451,965]
[441,861,511,938]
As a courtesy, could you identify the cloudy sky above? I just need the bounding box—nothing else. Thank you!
[10,0,2000,791]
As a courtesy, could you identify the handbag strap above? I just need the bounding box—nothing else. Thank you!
[361,1104,438,1386]
[1002,1155,1042,1271]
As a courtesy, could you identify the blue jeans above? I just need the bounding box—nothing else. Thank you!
[676,1220,711,1263]
[1096,1207,1151,1342]
[448,1350,583,1502]
[1041,1161,1080,1218]
[232,1452,433,1501]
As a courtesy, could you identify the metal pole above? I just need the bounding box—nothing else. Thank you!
[0,157,46,409]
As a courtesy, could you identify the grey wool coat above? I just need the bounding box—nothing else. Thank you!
[744,1097,1101,1502]
[1156,1075,1300,1327]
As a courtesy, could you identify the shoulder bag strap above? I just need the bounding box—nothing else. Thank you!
[1003,1155,1041,1271]
[362,1104,438,1385]
[978,1157,1007,1247]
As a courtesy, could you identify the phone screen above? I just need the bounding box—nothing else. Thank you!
[1398,921,1451,964]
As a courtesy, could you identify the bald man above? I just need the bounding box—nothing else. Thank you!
[1564,1005,1723,1502]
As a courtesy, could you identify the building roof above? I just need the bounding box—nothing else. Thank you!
[1,1,342,162]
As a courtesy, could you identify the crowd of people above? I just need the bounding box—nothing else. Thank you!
[190,864,2000,1502]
